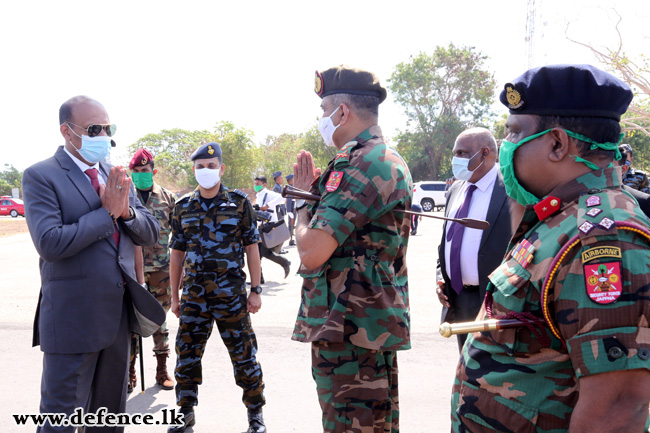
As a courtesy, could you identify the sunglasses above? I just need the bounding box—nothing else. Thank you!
[67,121,117,137]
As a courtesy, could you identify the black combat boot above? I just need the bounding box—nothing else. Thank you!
[167,407,195,433]
[247,408,266,433]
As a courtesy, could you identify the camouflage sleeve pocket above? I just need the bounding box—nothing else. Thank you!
[567,326,650,378]
[486,259,532,355]
[456,380,538,432]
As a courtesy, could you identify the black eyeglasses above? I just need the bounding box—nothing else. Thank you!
[67,121,117,137]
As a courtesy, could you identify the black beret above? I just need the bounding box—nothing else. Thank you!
[315,65,387,103]
[499,64,633,121]
[191,142,222,161]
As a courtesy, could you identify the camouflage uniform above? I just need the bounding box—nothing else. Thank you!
[130,182,177,358]
[451,167,650,432]
[169,185,265,409]
[623,167,650,193]
[292,126,413,433]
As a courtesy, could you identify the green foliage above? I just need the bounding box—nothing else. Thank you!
[624,128,650,172]
[258,123,337,182]
[128,122,257,191]
[0,164,22,196]
[388,44,496,181]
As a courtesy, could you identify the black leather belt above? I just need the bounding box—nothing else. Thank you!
[463,285,479,292]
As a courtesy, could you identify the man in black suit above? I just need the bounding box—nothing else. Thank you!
[436,128,512,351]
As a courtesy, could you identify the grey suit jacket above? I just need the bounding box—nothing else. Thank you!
[436,172,512,323]
[23,146,164,354]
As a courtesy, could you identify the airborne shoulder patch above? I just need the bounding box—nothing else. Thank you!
[581,246,622,263]
[325,171,343,192]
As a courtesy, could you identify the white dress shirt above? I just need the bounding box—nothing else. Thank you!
[255,188,285,222]
[444,165,498,286]
[63,146,107,186]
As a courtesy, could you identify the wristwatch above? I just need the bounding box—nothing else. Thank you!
[250,285,263,295]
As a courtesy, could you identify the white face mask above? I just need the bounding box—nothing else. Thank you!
[318,106,341,147]
[194,167,221,189]
[452,149,484,182]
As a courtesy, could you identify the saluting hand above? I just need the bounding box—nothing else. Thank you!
[101,166,132,219]
[294,150,321,192]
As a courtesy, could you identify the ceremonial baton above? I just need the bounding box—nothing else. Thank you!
[139,335,145,394]
[439,318,544,338]
[282,186,490,231]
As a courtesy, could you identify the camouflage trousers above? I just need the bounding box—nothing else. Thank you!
[129,270,172,360]
[311,341,399,433]
[174,288,265,409]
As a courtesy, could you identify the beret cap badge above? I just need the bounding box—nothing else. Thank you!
[505,84,524,109]
[140,158,147,165]
[314,71,324,95]
[208,145,215,155]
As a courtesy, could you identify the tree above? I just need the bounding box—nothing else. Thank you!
[566,12,650,138]
[0,164,22,196]
[260,123,337,183]
[388,44,497,181]
[128,122,257,192]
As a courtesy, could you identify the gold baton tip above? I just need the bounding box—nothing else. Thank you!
[440,322,452,338]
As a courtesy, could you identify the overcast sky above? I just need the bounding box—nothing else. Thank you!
[1,0,647,171]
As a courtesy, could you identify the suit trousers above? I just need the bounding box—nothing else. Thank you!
[450,285,483,352]
[38,298,130,433]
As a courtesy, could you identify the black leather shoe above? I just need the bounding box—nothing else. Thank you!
[289,240,296,246]
[168,408,195,433]
[283,262,291,279]
[247,408,266,433]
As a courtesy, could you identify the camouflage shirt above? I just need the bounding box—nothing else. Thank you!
[623,167,649,191]
[169,185,260,297]
[452,167,650,432]
[291,126,413,352]
[138,182,177,273]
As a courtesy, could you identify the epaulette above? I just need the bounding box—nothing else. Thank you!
[231,189,248,198]
[576,189,617,239]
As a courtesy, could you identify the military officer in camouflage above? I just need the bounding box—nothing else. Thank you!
[621,143,650,193]
[451,64,650,432]
[168,142,266,433]
[292,65,413,433]
[127,148,177,392]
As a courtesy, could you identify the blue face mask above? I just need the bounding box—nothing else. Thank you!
[452,149,484,182]
[67,124,111,163]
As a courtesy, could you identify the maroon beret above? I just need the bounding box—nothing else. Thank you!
[129,148,154,170]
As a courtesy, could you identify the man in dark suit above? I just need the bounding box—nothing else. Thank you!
[22,95,163,433]
[436,127,512,351]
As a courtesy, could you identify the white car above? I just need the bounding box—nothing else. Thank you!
[412,181,447,212]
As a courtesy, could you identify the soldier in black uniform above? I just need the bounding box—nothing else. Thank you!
[168,142,266,433]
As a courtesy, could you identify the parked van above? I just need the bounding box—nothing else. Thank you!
[412,181,446,212]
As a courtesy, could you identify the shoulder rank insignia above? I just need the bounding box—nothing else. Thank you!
[584,261,622,304]
[586,195,601,207]
[586,208,603,218]
[578,221,596,235]
[232,188,248,198]
[533,196,561,220]
[512,239,536,269]
[325,171,343,192]
[335,150,349,161]
[598,217,615,230]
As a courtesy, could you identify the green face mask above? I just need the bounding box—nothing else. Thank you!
[499,129,551,206]
[500,129,625,206]
[254,184,264,193]
[131,171,154,190]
